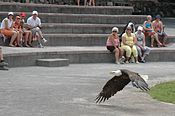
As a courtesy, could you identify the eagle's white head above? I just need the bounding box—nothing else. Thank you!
[110,70,148,82]
[110,70,122,76]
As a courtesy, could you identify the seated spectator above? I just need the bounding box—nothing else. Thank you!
[106,27,125,64]
[121,26,139,64]
[13,16,23,47]
[135,26,151,63]
[0,12,19,47]
[26,11,47,48]
[20,12,33,47]
[143,15,162,47]
[0,47,8,70]
[152,15,167,47]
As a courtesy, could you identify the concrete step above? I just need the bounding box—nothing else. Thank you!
[1,33,174,47]
[0,2,133,15]
[43,34,175,46]
[43,34,107,46]
[36,58,69,67]
[0,12,146,24]
[2,46,175,67]
[41,23,128,34]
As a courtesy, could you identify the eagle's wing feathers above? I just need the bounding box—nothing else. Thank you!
[130,73,150,91]
[95,75,130,103]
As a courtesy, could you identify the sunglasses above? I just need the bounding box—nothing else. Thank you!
[127,29,131,31]
[112,31,117,33]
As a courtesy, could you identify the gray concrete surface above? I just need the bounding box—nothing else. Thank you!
[0,62,175,116]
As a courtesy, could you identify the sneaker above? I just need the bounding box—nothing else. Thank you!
[125,60,129,64]
[38,43,44,48]
[42,38,47,43]
[140,59,146,63]
[0,66,9,70]
[136,61,139,64]
[28,44,33,47]
[0,61,8,66]
[119,56,125,64]
[23,44,29,47]
[9,44,15,47]
[115,61,120,64]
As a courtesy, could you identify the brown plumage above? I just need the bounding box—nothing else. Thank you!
[95,69,149,103]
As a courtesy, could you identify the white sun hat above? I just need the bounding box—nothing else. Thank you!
[137,26,143,31]
[112,27,119,32]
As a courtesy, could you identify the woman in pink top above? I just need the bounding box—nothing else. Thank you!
[106,27,125,64]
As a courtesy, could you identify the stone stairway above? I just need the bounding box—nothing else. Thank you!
[0,2,175,67]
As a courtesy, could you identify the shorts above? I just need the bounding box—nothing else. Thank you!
[107,46,117,52]
[31,27,40,36]
[1,29,14,37]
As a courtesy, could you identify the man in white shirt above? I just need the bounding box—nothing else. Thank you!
[27,11,47,48]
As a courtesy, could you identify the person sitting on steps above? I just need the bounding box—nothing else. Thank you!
[143,15,162,47]
[152,15,167,47]
[121,26,139,64]
[0,12,20,47]
[135,26,151,63]
[26,11,47,48]
[20,12,33,47]
[106,27,125,64]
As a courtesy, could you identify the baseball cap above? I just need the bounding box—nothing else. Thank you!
[112,27,119,32]
[32,11,38,15]
[20,12,26,17]
[8,12,14,16]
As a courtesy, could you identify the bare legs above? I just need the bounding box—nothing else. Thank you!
[114,48,124,64]
[76,0,80,5]
[89,0,95,6]
[9,31,18,47]
[24,31,32,46]
[151,33,162,47]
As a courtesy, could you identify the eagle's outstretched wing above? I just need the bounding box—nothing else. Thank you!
[130,73,150,91]
[95,75,131,103]
[120,69,150,91]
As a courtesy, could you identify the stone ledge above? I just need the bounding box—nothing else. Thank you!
[36,58,69,67]
[2,46,175,67]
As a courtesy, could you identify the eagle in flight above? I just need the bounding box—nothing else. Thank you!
[95,69,149,103]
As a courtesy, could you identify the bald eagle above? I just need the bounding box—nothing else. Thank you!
[95,69,149,103]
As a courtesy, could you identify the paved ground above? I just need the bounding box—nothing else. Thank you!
[0,62,175,116]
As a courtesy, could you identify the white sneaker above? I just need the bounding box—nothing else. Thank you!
[125,61,129,64]
[38,43,44,48]
[136,61,139,64]
[119,56,125,64]
[42,38,47,43]
[115,61,120,64]
[0,61,8,66]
